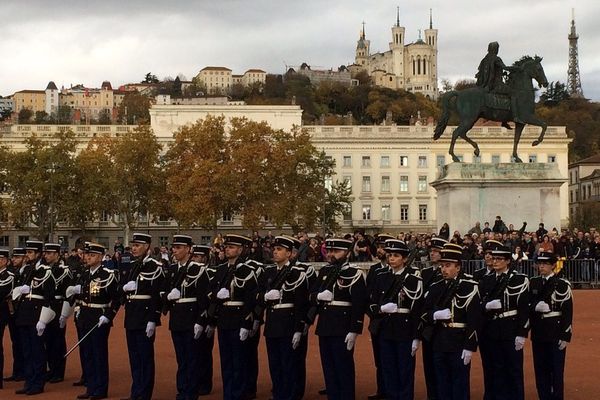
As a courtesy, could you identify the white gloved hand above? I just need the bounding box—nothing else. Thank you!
[123,281,137,292]
[433,308,452,321]
[515,336,526,351]
[167,288,181,301]
[216,288,230,300]
[380,302,398,314]
[59,315,67,329]
[146,321,156,338]
[205,325,215,339]
[66,284,82,298]
[535,301,551,313]
[98,316,110,327]
[264,289,281,301]
[36,321,46,336]
[20,285,31,295]
[317,289,333,302]
[239,327,250,341]
[292,332,302,350]
[411,339,421,356]
[345,332,358,351]
[461,349,473,365]
[250,320,260,337]
[485,299,502,311]
[194,324,204,340]
[558,340,568,351]
[11,286,23,301]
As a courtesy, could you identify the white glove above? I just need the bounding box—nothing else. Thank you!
[411,339,421,357]
[485,299,502,311]
[98,316,110,327]
[59,316,67,329]
[146,321,156,338]
[264,289,281,301]
[239,327,250,341]
[167,288,181,301]
[250,319,260,337]
[123,281,137,292]
[194,324,204,340]
[317,289,333,302]
[36,321,46,336]
[11,286,23,301]
[21,285,31,295]
[206,325,215,339]
[433,308,452,321]
[535,301,551,313]
[292,332,302,350]
[558,340,568,351]
[380,302,398,314]
[461,349,473,365]
[217,288,230,300]
[66,284,82,298]
[345,332,358,351]
[515,336,526,351]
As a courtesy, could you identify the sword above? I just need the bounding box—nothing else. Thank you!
[64,324,98,358]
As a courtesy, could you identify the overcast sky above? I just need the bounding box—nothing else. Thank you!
[1,0,598,100]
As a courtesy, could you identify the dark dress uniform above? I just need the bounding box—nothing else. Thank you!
[0,252,16,389]
[480,255,530,400]
[245,259,264,400]
[529,254,573,400]
[72,245,120,399]
[258,257,310,400]
[5,248,26,382]
[122,252,165,400]
[166,252,212,400]
[210,253,259,400]
[314,238,367,400]
[293,262,316,400]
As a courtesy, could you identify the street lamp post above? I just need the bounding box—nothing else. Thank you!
[47,163,57,242]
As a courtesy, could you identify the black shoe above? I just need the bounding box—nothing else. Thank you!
[26,389,44,396]
[368,394,387,400]
[4,376,16,382]
[90,396,107,400]
[15,388,28,395]
[77,394,91,399]
[73,380,86,387]
[14,376,25,382]
[318,388,327,395]
[49,377,64,384]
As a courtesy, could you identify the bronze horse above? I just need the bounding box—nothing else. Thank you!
[434,56,549,163]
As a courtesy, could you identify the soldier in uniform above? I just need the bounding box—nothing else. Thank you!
[3,247,26,382]
[164,235,212,399]
[473,240,502,282]
[530,251,573,400]
[66,243,120,400]
[42,243,73,384]
[0,249,16,389]
[365,233,394,400]
[422,243,481,400]
[120,233,165,400]
[12,240,56,395]
[479,243,530,400]
[255,235,310,400]
[209,234,258,400]
[370,239,423,400]
[245,258,264,400]
[312,238,367,400]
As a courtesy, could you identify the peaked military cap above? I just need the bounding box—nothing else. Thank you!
[536,251,557,264]
[192,244,211,256]
[273,235,299,250]
[25,240,44,252]
[375,233,395,245]
[384,239,410,255]
[224,234,252,247]
[491,243,511,259]
[172,235,193,246]
[12,247,26,257]
[0,249,9,258]
[85,243,105,255]
[43,243,61,253]
[430,237,449,250]
[484,239,504,253]
[440,243,463,263]
[130,233,152,244]
[325,238,353,251]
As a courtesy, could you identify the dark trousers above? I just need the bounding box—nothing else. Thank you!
[370,332,386,396]
[126,329,155,400]
[218,328,250,400]
[76,319,87,384]
[532,341,566,400]
[422,339,438,400]
[433,351,470,400]
[479,336,494,400]
[19,325,46,393]
[266,336,298,400]
[379,338,415,400]
[80,324,110,397]
[44,321,66,380]
[0,317,6,387]
[292,333,308,400]
[196,331,214,395]
[246,327,260,397]
[318,335,355,400]
[488,339,524,400]
[8,315,25,379]
[172,330,201,400]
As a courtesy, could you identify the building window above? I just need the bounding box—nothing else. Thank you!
[418,176,428,192]
[222,212,233,222]
[400,175,409,192]
[400,155,409,167]
[362,205,371,220]
[343,205,352,221]
[325,176,333,191]
[159,236,169,246]
[400,205,409,221]
[381,176,391,193]
[362,176,371,193]
[491,155,501,164]
[343,175,352,191]
[381,205,391,221]
[380,155,390,168]
[18,235,29,247]
[419,205,428,221]
[361,156,371,167]
[418,156,427,168]
[436,155,446,168]
[548,155,556,163]
[529,155,537,163]
[0,235,8,247]
[343,156,352,167]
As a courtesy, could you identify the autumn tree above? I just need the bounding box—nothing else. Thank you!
[118,92,152,124]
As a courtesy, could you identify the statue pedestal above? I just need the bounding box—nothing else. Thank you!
[430,163,567,234]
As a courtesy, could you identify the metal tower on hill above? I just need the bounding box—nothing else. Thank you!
[567,8,584,98]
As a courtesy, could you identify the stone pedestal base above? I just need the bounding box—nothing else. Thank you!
[430,163,567,234]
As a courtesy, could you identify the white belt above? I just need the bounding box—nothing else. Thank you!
[128,294,152,300]
[394,307,410,314]
[54,295,65,300]
[328,301,352,307]
[272,303,294,310]
[175,297,197,303]
[26,294,45,300]
[495,310,518,319]
[223,301,244,306]
[443,322,467,328]
[541,311,562,319]
[80,302,110,309]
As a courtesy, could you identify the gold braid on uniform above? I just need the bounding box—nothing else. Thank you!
[92,270,117,289]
